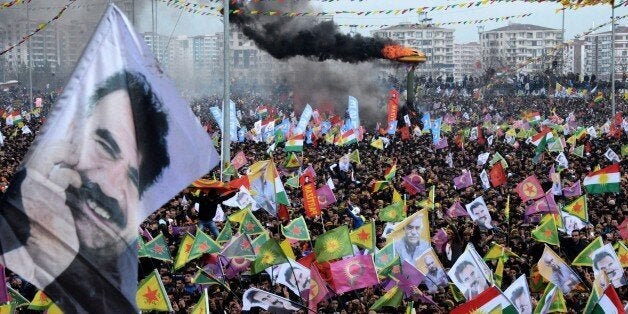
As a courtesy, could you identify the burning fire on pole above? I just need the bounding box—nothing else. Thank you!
[381,45,427,110]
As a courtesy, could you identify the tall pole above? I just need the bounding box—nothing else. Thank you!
[611,4,616,116]
[561,9,565,74]
[221,0,231,181]
[27,1,33,110]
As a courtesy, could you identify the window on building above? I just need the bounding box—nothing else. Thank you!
[536,32,543,38]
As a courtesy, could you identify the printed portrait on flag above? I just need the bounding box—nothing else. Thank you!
[538,246,581,293]
[416,249,449,293]
[0,6,217,313]
[275,260,311,297]
[465,196,493,229]
[448,252,490,300]
[590,244,627,288]
[387,210,430,265]
[504,275,533,314]
[242,288,301,312]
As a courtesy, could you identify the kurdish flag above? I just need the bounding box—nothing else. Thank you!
[584,276,625,314]
[451,286,517,314]
[372,180,389,192]
[531,215,559,246]
[563,195,588,222]
[281,216,311,241]
[339,129,358,146]
[136,270,172,312]
[314,226,353,262]
[583,163,620,194]
[285,134,304,152]
[349,220,375,250]
[384,163,397,181]
[571,237,603,266]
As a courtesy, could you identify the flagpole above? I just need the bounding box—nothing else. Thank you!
[203,288,209,312]
[221,0,231,181]
[610,2,616,117]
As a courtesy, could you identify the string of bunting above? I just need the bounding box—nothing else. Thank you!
[0,0,78,56]
[481,13,628,89]
[338,13,534,29]
[0,0,30,11]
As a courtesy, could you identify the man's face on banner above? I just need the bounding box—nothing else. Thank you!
[594,254,622,283]
[471,202,490,227]
[286,266,309,292]
[425,255,438,274]
[69,90,138,251]
[459,263,484,292]
[404,216,422,246]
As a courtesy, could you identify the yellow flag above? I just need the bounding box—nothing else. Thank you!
[371,138,384,150]
[0,303,15,314]
[392,188,402,203]
[47,303,64,314]
[190,289,209,314]
[280,239,296,260]
[615,242,628,268]
[174,233,195,270]
[349,220,375,250]
[228,208,249,223]
[28,290,53,311]
[136,270,172,312]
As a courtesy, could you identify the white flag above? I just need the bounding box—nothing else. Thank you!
[604,148,621,163]
[487,135,494,146]
[0,5,218,312]
[556,152,569,169]
[480,169,490,190]
[477,152,490,166]
[404,114,411,126]
[587,126,597,138]
[446,152,454,168]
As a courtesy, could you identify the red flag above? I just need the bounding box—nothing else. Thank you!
[298,253,316,268]
[309,264,330,313]
[230,151,248,169]
[330,255,378,294]
[477,126,485,145]
[227,175,250,190]
[277,204,290,222]
[386,89,399,130]
[300,174,321,217]
[489,162,507,187]
[399,126,410,140]
[516,175,544,202]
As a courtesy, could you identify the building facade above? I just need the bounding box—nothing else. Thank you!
[371,22,455,78]
[453,42,481,80]
[562,39,585,76]
[479,23,563,74]
[584,26,628,81]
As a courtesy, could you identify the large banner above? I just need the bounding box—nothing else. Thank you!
[294,104,313,135]
[300,173,321,217]
[386,90,399,131]
[0,5,218,313]
[347,96,360,130]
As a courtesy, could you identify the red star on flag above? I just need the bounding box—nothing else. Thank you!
[199,242,209,252]
[572,203,583,213]
[185,243,192,253]
[620,253,628,265]
[142,286,159,304]
[291,226,302,235]
[241,241,251,250]
[524,183,537,196]
[246,222,255,231]
[153,244,164,254]
[357,230,370,241]
[543,228,553,237]
[379,253,389,263]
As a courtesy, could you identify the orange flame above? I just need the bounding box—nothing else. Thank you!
[381,45,417,60]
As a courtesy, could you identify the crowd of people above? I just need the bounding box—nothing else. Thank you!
[1,81,626,313]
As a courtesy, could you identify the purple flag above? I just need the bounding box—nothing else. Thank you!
[316,185,337,209]
[395,261,425,297]
[402,174,425,195]
[525,190,558,216]
[453,170,473,190]
[562,181,582,197]
[431,228,449,254]
[0,264,8,303]
[444,113,457,124]
[434,137,448,150]
[447,202,469,218]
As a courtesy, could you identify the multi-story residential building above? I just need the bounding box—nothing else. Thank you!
[371,22,455,78]
[453,42,481,80]
[143,32,171,70]
[479,23,563,74]
[584,25,628,81]
[562,39,585,75]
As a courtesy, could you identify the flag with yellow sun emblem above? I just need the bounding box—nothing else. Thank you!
[314,226,353,263]
[251,239,288,274]
[330,254,379,294]
[136,270,172,312]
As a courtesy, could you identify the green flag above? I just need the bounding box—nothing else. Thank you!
[348,149,361,164]
[8,286,30,308]
[251,232,270,255]
[378,201,406,222]
[251,239,288,274]
[238,209,266,235]
[374,242,396,269]
[137,235,148,258]
[533,283,566,314]
[144,233,173,262]
[573,145,584,158]
[285,175,300,189]
[449,283,465,302]
[571,237,603,266]
[188,228,222,262]
[314,226,353,263]
[370,286,403,311]
[531,214,559,246]
[621,144,628,157]
[216,220,234,244]
[281,216,311,241]
[192,269,229,290]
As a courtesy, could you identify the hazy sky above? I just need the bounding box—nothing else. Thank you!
[136,0,627,43]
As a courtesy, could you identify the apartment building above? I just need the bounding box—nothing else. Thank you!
[584,26,628,80]
[562,39,585,75]
[479,23,563,74]
[453,42,481,80]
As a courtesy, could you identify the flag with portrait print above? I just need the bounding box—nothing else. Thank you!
[0,5,218,313]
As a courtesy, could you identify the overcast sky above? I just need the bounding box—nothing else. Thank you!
[136,0,627,43]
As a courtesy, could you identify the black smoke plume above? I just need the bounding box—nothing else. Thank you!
[229,1,393,63]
